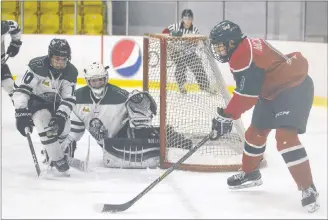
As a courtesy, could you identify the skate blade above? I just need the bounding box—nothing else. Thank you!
[305,202,320,213]
[229,179,263,190]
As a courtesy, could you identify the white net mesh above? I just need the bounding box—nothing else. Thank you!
[144,34,245,171]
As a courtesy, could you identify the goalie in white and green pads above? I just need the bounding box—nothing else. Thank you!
[63,62,190,169]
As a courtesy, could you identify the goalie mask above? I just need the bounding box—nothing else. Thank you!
[84,62,109,99]
[209,20,245,63]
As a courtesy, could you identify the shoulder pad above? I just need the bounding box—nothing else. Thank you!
[229,38,253,73]
[109,84,129,98]
[62,62,79,83]
[75,86,93,104]
[28,56,49,77]
[101,84,129,105]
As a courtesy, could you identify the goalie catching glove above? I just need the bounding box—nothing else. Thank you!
[125,90,157,129]
[210,107,233,140]
[103,90,159,169]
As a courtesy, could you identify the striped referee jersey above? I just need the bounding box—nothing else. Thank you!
[167,22,200,34]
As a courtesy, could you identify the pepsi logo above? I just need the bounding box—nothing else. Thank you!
[111,39,142,77]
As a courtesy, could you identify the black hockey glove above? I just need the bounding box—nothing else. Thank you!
[48,110,67,137]
[15,108,33,137]
[210,107,233,140]
[7,40,22,57]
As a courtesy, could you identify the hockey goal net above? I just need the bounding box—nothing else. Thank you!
[143,33,245,172]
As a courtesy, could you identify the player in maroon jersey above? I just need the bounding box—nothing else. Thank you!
[208,20,319,212]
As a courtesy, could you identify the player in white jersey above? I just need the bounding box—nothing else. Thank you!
[12,38,78,174]
[162,9,213,94]
[63,62,192,169]
[1,20,22,98]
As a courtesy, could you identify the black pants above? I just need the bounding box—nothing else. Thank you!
[173,52,210,91]
[251,75,314,134]
[28,95,59,115]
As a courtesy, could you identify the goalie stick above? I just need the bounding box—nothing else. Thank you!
[66,135,91,172]
[101,131,214,213]
[25,127,41,177]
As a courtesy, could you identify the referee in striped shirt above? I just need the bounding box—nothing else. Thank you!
[164,10,200,35]
[163,9,212,94]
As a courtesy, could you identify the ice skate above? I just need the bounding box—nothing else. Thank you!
[227,169,263,189]
[302,184,320,213]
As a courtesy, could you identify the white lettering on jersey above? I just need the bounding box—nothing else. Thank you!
[251,38,263,52]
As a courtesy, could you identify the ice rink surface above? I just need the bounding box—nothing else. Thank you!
[1,91,327,219]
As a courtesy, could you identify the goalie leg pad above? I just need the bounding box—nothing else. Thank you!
[166,125,193,149]
[103,137,160,169]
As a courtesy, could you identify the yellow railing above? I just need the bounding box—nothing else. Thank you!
[1,1,105,35]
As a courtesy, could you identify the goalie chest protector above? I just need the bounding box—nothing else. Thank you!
[74,84,129,141]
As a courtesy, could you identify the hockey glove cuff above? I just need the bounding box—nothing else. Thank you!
[7,40,22,57]
[210,107,233,140]
[15,108,33,137]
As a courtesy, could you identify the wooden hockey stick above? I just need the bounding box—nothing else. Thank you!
[101,131,214,213]
[25,127,41,177]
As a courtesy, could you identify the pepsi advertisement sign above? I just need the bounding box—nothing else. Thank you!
[110,38,142,78]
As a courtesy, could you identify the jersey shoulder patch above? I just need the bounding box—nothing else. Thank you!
[75,86,93,104]
[101,84,129,105]
[62,62,79,83]
[28,56,49,77]
[229,38,253,73]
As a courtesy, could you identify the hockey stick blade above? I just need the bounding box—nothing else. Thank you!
[102,202,132,213]
[101,131,213,213]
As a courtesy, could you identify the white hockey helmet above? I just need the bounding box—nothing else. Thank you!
[83,62,109,99]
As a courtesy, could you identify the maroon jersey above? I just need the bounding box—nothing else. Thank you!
[224,37,308,120]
